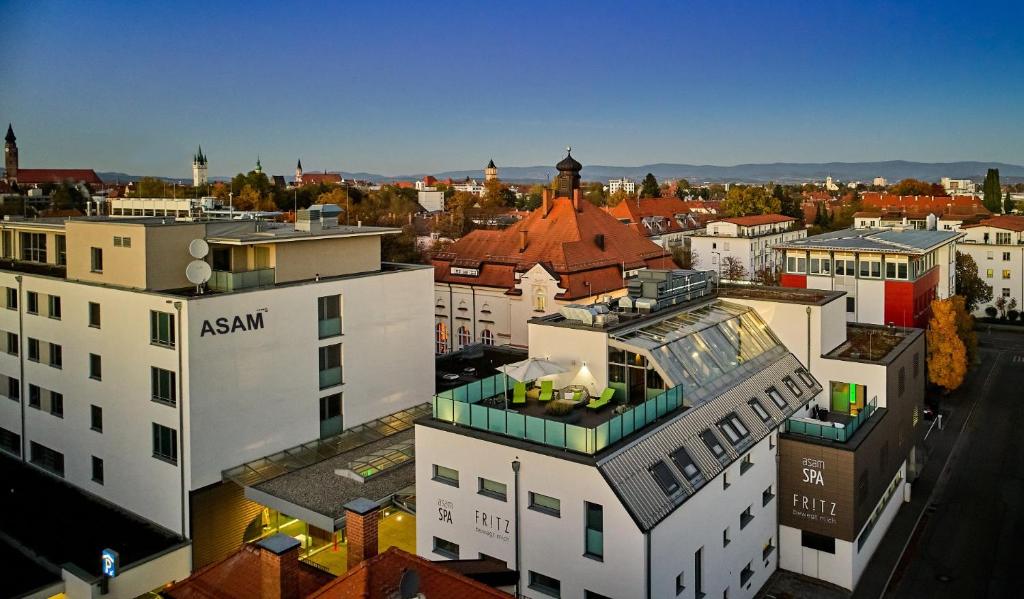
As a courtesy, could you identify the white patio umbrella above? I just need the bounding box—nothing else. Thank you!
[497,358,569,409]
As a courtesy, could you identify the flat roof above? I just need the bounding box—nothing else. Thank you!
[825,323,923,364]
[775,227,962,254]
[207,222,401,245]
[0,454,186,581]
[719,285,845,306]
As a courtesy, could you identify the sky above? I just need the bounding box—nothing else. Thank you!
[1,0,1023,178]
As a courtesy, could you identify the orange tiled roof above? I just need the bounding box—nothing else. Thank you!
[433,196,675,299]
[962,214,1024,232]
[860,193,986,212]
[13,168,103,186]
[711,214,796,226]
[309,547,511,599]
[607,197,701,236]
[300,173,344,185]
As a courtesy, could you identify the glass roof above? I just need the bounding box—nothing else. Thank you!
[611,301,781,392]
[340,439,416,481]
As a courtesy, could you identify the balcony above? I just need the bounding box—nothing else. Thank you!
[208,267,275,292]
[784,398,878,442]
[319,366,342,389]
[431,373,686,455]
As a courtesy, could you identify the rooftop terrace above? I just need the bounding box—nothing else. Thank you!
[827,323,920,363]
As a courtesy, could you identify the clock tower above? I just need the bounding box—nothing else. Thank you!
[4,124,18,184]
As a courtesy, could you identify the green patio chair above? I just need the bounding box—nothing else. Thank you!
[586,388,615,410]
[512,382,527,405]
[538,380,554,402]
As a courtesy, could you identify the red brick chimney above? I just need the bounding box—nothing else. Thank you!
[345,498,381,570]
[519,230,527,252]
[542,188,550,217]
[573,187,582,212]
[257,534,301,599]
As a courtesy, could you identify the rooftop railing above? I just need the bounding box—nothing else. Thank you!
[431,373,685,455]
[209,267,275,292]
[785,397,878,443]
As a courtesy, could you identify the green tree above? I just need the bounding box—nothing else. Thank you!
[607,189,629,207]
[640,173,660,198]
[584,181,607,206]
[982,168,1002,213]
[50,183,86,211]
[954,252,992,313]
[131,177,168,197]
[721,186,780,216]
[950,295,978,365]
[772,184,802,219]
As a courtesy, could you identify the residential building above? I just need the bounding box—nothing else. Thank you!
[3,123,103,187]
[774,227,962,327]
[688,214,804,281]
[825,176,839,192]
[418,188,446,212]
[852,201,990,231]
[860,192,985,214]
[940,177,976,195]
[608,177,636,195]
[0,208,434,571]
[192,146,208,187]
[607,196,705,249]
[958,214,1024,315]
[453,178,486,196]
[872,177,888,187]
[108,195,283,220]
[719,286,925,590]
[432,150,675,351]
[418,275,816,599]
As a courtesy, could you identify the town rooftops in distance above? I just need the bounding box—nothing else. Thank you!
[709,214,796,226]
[774,227,963,254]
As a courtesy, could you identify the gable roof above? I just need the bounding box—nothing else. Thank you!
[710,214,796,227]
[861,193,986,212]
[309,547,512,599]
[607,197,702,236]
[13,168,103,186]
[300,172,344,185]
[962,214,1024,232]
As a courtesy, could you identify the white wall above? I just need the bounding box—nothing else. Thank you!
[959,242,1024,316]
[526,321,608,396]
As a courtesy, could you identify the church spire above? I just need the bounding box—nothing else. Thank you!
[5,124,14,144]
[255,155,263,174]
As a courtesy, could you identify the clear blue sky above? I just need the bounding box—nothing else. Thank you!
[2,0,1022,178]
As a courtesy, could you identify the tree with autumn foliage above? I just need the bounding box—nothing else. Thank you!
[891,178,946,196]
[927,297,968,392]
[721,256,748,281]
[721,186,781,217]
[949,295,978,365]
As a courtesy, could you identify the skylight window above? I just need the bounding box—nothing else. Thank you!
[748,398,771,422]
[783,376,802,396]
[718,413,750,447]
[766,386,786,409]
[701,429,726,459]
[650,461,680,495]
[671,446,702,482]
[796,368,815,388]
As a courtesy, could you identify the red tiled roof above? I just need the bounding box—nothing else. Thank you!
[802,191,834,201]
[310,547,511,599]
[711,214,796,226]
[962,214,1024,232]
[13,168,103,186]
[162,543,335,599]
[860,193,986,212]
[300,173,344,185]
[433,196,675,299]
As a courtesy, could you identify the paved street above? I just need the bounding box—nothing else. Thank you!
[884,329,1024,599]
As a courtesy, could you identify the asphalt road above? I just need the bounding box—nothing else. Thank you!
[885,330,1024,599]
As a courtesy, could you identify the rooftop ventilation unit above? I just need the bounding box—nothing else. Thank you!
[559,303,619,327]
[623,269,711,313]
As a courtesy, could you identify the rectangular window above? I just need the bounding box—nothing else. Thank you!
[584,591,612,599]
[478,477,507,501]
[5,332,17,356]
[763,485,775,506]
[152,423,178,464]
[1003,252,1011,261]
[796,367,815,388]
[846,297,855,313]
[748,398,771,422]
[151,367,176,406]
[671,446,702,483]
[91,405,103,432]
[740,454,753,474]
[898,262,908,279]
[766,386,786,409]
[529,571,561,598]
[47,295,61,319]
[432,464,459,487]
[55,235,66,265]
[92,456,104,484]
[88,302,101,328]
[1003,287,1011,297]
[8,377,19,401]
[49,392,63,417]
[48,343,62,369]
[996,232,1011,244]
[20,232,47,263]
[585,502,604,559]
[27,338,39,362]
[801,530,836,554]
[718,413,750,447]
[676,571,686,594]
[0,427,20,457]
[1,231,11,258]
[723,470,730,489]
[694,548,704,596]
[885,262,896,278]
[432,536,459,559]
[986,268,994,278]
[89,353,102,380]
[723,527,730,547]
[150,311,176,347]
[1002,269,1011,279]
[29,441,64,477]
[26,291,38,314]
[763,537,776,560]
[29,384,40,408]
[650,461,680,495]
[740,563,754,586]
[318,343,343,389]
[317,295,342,338]
[529,491,561,516]
[782,375,802,396]
[318,392,342,434]
[701,429,726,459]
[90,247,103,272]
[5,287,16,310]
[740,506,754,529]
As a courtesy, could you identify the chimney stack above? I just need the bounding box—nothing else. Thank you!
[519,230,528,253]
[573,187,582,212]
[345,498,381,570]
[542,188,550,217]
[257,534,301,599]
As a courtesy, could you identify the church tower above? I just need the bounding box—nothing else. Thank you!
[4,124,18,184]
[554,147,582,198]
[295,159,303,185]
[255,156,263,175]
[485,159,498,182]
[192,145,208,187]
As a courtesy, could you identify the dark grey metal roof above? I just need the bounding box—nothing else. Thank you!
[597,351,819,531]
[775,227,962,254]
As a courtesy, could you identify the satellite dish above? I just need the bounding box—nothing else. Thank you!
[185,260,212,286]
[398,570,420,599]
[188,238,210,259]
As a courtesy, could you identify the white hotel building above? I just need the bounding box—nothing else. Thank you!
[0,209,434,569]
[958,215,1024,316]
[687,214,805,282]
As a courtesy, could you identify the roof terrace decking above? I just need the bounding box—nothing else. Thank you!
[785,398,880,443]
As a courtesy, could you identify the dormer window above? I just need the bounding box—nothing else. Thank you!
[717,412,750,447]
[701,429,726,459]
[650,461,680,495]
[766,386,786,409]
[783,376,802,396]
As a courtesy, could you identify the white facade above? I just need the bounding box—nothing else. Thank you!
[872,177,888,187]
[453,179,486,196]
[958,221,1024,316]
[418,188,445,212]
[608,178,636,195]
[689,220,805,282]
[940,177,976,195]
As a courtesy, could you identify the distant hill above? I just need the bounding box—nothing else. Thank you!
[93,160,1024,185]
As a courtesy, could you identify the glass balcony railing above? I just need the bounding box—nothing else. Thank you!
[318,318,342,338]
[209,267,275,292]
[319,366,342,389]
[785,398,878,442]
[431,373,685,456]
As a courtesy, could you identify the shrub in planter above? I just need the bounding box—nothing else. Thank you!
[985,306,998,318]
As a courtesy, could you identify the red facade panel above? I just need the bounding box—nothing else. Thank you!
[780,273,807,288]
[884,267,939,328]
